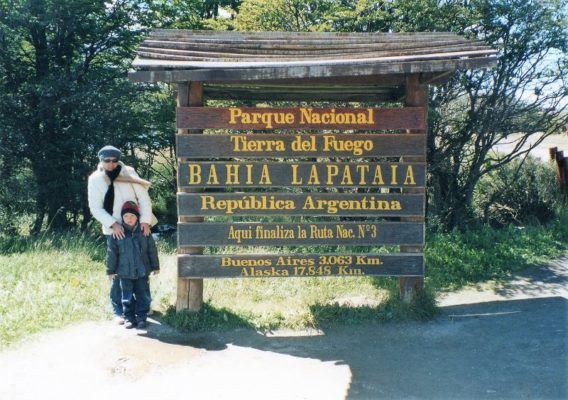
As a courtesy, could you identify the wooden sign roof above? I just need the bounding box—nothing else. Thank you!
[129,29,497,101]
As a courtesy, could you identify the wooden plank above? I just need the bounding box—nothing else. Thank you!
[178,162,426,188]
[178,253,424,278]
[147,31,470,45]
[145,34,471,46]
[203,86,403,102]
[128,57,497,83]
[139,43,489,60]
[176,107,426,130]
[206,75,408,86]
[176,134,426,158]
[143,49,497,67]
[178,222,424,246]
[178,192,425,217]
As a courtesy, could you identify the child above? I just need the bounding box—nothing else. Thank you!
[106,201,160,329]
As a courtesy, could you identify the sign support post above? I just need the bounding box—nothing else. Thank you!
[400,74,427,302]
[176,81,204,311]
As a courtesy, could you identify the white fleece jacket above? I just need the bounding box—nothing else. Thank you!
[87,162,152,235]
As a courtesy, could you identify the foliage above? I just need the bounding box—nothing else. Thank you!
[474,156,561,226]
[162,304,255,331]
[146,0,242,29]
[0,0,564,233]
[162,274,436,332]
[0,158,35,234]
[2,220,566,347]
[426,216,568,290]
[0,231,108,349]
[426,0,568,229]
[231,0,335,31]
[0,1,181,232]
[226,0,568,231]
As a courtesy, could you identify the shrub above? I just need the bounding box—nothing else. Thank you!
[474,156,561,227]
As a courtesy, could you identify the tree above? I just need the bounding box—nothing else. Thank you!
[425,0,567,228]
[229,0,568,230]
[232,0,335,31]
[149,0,242,28]
[0,0,180,232]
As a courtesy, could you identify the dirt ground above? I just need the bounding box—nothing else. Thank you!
[0,255,566,400]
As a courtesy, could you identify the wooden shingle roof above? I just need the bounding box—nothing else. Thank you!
[129,30,497,101]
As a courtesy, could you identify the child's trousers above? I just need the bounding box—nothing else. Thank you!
[119,276,151,323]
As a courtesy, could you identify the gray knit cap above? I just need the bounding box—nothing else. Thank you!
[98,145,121,161]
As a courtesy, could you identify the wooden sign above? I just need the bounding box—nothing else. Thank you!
[176,105,428,280]
[178,162,426,188]
[178,222,424,246]
[177,106,426,130]
[179,253,424,278]
[176,134,426,158]
[177,193,425,217]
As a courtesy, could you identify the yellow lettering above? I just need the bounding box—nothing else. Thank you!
[372,165,384,185]
[259,164,272,185]
[391,164,398,185]
[307,165,321,185]
[356,165,369,185]
[340,165,353,185]
[226,164,239,185]
[201,195,215,210]
[326,165,339,185]
[188,164,201,184]
[229,108,242,124]
[291,164,302,185]
[299,108,312,124]
[206,165,219,185]
[403,165,416,185]
[245,164,253,185]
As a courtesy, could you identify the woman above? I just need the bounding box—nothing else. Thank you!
[87,145,153,323]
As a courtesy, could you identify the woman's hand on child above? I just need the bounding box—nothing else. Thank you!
[111,222,125,240]
[108,274,117,281]
[141,223,151,237]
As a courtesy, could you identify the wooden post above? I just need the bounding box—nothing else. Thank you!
[400,75,427,303]
[176,81,204,311]
[550,147,568,196]
[558,151,567,195]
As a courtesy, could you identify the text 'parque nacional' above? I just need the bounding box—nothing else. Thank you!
[228,107,374,129]
[176,106,427,131]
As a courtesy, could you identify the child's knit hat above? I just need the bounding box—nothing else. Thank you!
[121,201,140,219]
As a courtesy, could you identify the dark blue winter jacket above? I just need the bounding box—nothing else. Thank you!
[106,223,159,279]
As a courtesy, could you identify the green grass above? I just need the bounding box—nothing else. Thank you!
[0,232,109,349]
[1,215,567,348]
[426,217,568,291]
[163,275,428,333]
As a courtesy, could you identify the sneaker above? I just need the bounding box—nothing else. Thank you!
[124,321,136,329]
[113,316,125,325]
[136,320,147,329]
